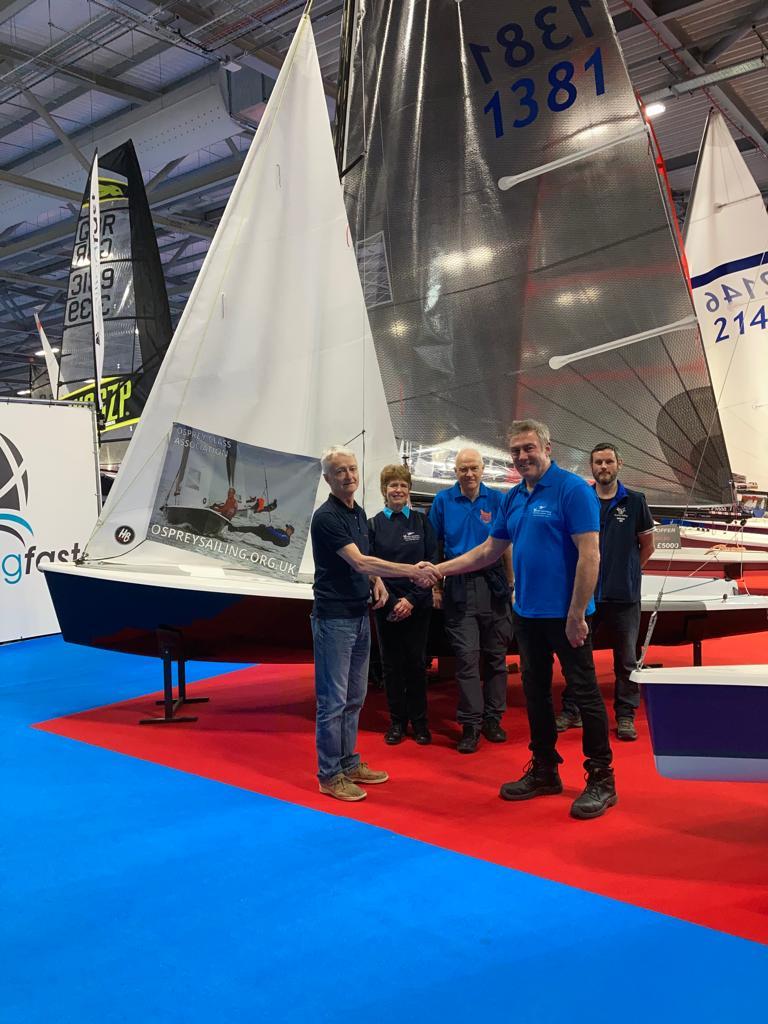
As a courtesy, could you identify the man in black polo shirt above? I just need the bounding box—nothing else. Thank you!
[557,443,655,741]
[311,446,436,802]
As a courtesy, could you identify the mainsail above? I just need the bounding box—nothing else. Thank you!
[340,0,730,505]
[57,140,172,441]
[684,111,768,494]
[82,14,397,574]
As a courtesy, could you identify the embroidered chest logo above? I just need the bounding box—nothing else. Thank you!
[613,506,628,524]
[531,503,553,517]
[402,531,420,542]
[479,509,492,523]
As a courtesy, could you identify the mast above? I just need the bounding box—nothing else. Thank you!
[333,0,359,174]
[88,150,105,426]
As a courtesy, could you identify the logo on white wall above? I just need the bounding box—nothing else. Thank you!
[0,432,83,585]
[0,432,33,546]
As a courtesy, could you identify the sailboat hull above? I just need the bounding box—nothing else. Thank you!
[44,564,315,663]
[633,666,768,781]
[44,564,768,663]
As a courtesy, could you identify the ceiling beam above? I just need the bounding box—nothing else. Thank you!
[20,87,91,172]
[0,40,160,104]
[612,0,711,34]
[644,54,768,101]
[701,1,768,65]
[629,0,768,159]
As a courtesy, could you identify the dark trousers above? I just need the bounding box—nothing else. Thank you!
[374,607,431,727]
[513,612,612,771]
[445,575,512,728]
[562,601,641,720]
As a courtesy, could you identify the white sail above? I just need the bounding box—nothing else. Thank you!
[685,111,768,491]
[88,151,105,413]
[84,15,397,570]
[34,312,67,398]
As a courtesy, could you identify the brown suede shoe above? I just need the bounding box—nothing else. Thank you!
[319,773,367,801]
[345,762,389,785]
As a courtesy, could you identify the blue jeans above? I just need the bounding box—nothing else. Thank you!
[311,613,371,782]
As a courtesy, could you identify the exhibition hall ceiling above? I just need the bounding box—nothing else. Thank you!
[0,0,767,395]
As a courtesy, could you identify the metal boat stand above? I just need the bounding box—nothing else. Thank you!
[139,627,209,724]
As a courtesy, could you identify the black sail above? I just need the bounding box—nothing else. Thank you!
[58,140,172,442]
[341,0,730,504]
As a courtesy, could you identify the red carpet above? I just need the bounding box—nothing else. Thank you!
[37,633,768,944]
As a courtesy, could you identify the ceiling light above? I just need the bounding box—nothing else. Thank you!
[222,59,242,73]
[644,102,666,119]
[17,388,31,395]
[35,347,59,356]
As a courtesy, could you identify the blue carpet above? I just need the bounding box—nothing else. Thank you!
[2,636,766,1023]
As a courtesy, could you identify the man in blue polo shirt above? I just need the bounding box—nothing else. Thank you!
[429,448,513,754]
[311,446,436,803]
[428,421,616,819]
[557,443,655,741]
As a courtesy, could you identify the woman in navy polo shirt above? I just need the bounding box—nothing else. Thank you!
[369,465,439,745]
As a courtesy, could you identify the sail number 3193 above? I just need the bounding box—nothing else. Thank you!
[468,1,604,138]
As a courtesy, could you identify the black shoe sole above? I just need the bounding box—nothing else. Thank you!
[617,733,637,742]
[457,744,480,754]
[499,783,564,801]
[570,794,618,819]
[384,734,405,745]
[414,735,432,745]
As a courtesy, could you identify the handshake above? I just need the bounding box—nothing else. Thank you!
[410,561,443,588]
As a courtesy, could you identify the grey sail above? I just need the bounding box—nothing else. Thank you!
[340,0,730,505]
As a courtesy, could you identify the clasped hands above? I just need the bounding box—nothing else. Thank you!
[410,561,443,588]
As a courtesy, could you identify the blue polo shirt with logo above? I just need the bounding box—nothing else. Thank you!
[429,481,503,558]
[491,461,600,618]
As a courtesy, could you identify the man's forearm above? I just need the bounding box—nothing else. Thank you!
[355,554,421,579]
[568,554,599,618]
[440,538,498,577]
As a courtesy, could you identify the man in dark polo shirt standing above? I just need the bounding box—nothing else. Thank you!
[427,420,617,819]
[311,446,435,802]
[557,443,655,741]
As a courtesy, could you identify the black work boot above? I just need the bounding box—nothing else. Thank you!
[457,725,481,754]
[481,718,507,743]
[384,722,406,745]
[570,767,617,819]
[499,760,563,801]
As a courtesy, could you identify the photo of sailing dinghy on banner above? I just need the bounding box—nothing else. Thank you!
[150,423,320,582]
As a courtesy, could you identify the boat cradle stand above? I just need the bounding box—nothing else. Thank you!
[139,627,210,725]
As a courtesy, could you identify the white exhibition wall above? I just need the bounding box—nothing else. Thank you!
[0,399,100,643]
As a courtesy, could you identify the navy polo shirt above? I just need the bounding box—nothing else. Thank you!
[429,481,503,558]
[368,507,438,608]
[311,494,370,618]
[596,481,655,603]
[491,461,600,618]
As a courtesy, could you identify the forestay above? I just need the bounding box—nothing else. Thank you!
[83,15,397,575]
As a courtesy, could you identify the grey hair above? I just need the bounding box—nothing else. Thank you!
[321,445,357,475]
[507,419,551,447]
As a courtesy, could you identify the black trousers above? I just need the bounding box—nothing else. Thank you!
[374,607,431,727]
[444,575,512,728]
[512,612,612,771]
[562,601,641,721]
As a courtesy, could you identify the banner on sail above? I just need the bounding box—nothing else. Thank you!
[147,423,321,581]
